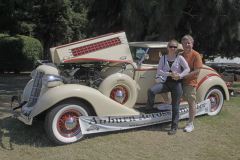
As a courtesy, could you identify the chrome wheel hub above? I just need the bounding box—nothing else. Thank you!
[210,97,217,106]
[57,110,80,137]
[65,117,77,130]
[110,85,128,104]
[115,90,125,103]
[208,94,219,112]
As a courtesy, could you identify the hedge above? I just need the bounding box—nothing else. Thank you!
[0,34,43,73]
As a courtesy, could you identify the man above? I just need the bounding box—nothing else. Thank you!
[181,35,203,132]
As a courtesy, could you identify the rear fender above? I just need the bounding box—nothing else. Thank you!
[196,75,229,102]
[29,84,140,118]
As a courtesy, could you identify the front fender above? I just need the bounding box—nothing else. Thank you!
[196,75,229,102]
[29,84,140,117]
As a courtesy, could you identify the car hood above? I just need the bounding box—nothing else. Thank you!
[50,32,133,64]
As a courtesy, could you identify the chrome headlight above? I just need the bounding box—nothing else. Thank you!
[42,74,63,88]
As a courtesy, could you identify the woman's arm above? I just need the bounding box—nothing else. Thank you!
[171,55,190,80]
[156,55,170,77]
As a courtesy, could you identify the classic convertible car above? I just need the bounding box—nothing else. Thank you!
[12,32,229,145]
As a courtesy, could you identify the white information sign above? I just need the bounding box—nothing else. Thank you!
[79,99,211,135]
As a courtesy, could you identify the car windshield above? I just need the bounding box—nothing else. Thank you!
[130,46,167,64]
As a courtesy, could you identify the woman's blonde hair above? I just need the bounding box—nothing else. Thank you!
[167,39,179,47]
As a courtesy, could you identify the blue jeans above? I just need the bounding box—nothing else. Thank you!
[147,81,183,129]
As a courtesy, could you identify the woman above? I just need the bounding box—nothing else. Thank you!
[146,39,190,135]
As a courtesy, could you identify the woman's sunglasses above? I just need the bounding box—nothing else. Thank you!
[168,46,177,49]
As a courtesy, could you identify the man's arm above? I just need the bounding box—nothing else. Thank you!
[184,53,203,79]
[184,68,200,79]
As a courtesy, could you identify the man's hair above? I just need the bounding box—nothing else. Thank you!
[181,35,194,44]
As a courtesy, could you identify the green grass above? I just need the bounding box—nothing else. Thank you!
[232,81,240,88]
[0,75,240,160]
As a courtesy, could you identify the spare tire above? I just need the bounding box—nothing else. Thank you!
[98,73,138,108]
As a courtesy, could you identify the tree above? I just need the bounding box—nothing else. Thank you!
[1,0,239,59]
[34,0,90,59]
[121,0,187,41]
[88,0,240,57]
[0,0,36,35]
[177,0,240,57]
[87,0,123,35]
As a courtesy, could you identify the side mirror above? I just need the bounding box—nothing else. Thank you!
[144,54,149,60]
[136,48,146,59]
[137,48,149,66]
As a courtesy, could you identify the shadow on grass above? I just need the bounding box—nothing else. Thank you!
[0,117,53,149]
[0,105,175,148]
[0,116,171,149]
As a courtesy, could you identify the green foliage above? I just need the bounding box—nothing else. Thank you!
[0,0,239,60]
[34,0,89,58]
[88,0,240,57]
[177,0,240,57]
[0,0,36,35]
[0,34,43,73]
[122,0,187,41]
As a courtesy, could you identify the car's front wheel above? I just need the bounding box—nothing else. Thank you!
[204,87,224,116]
[44,100,90,145]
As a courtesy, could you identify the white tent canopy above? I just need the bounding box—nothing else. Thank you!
[206,56,240,64]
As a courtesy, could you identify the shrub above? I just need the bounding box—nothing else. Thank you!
[0,34,43,73]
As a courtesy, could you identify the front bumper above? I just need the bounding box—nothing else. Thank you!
[11,96,33,125]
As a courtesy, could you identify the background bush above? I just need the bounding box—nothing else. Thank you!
[0,34,43,73]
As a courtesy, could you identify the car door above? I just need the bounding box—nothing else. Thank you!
[134,48,171,104]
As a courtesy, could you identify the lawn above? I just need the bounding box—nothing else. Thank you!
[0,74,240,160]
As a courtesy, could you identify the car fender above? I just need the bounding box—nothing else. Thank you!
[29,84,140,118]
[196,74,229,102]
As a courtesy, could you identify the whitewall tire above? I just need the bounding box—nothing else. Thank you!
[44,100,90,145]
[204,87,224,116]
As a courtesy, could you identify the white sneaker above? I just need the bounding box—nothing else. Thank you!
[184,122,194,132]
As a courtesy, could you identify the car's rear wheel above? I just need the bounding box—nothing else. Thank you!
[44,100,90,145]
[204,87,224,116]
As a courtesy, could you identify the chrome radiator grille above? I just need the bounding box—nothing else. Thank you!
[27,71,44,107]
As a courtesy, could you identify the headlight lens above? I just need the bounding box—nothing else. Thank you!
[42,74,63,87]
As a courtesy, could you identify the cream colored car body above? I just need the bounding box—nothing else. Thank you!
[19,32,229,123]
[15,32,229,144]
[128,42,230,104]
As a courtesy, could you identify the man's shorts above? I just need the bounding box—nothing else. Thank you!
[182,85,196,103]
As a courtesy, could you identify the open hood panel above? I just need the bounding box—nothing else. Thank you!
[50,32,133,64]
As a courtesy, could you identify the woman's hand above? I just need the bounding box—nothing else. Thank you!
[170,72,180,80]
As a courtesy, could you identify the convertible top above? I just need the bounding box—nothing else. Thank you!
[129,41,183,50]
[129,42,168,48]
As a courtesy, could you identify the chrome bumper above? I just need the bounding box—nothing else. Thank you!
[12,111,33,125]
[11,96,33,125]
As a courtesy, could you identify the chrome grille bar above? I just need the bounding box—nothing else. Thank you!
[27,71,44,107]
